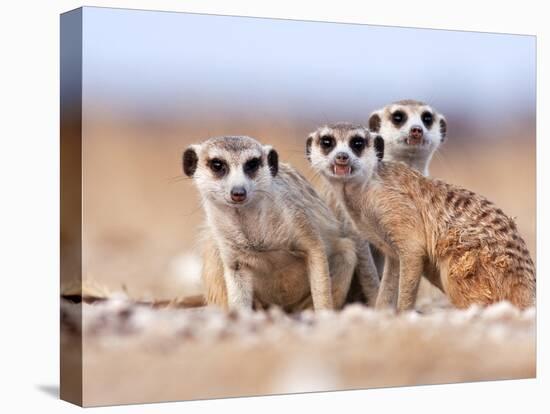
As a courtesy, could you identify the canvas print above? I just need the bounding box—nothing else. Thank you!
[60,6,536,407]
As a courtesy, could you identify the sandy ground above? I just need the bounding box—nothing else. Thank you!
[61,299,535,407]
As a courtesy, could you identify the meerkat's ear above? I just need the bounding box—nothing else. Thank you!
[264,145,279,176]
[305,135,313,161]
[368,111,382,133]
[374,135,385,160]
[439,117,448,142]
[183,145,200,177]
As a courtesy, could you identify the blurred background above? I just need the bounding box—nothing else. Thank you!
[77,7,536,301]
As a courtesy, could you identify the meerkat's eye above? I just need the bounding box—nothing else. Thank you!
[349,135,366,154]
[320,135,335,151]
[208,158,227,177]
[243,157,261,176]
[421,111,433,127]
[391,110,407,126]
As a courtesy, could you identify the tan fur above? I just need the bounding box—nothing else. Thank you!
[307,124,535,311]
[185,136,368,312]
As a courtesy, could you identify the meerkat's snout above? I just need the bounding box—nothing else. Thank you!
[230,186,247,203]
[334,151,351,176]
[408,125,424,145]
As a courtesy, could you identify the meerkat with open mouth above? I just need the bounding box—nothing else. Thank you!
[306,123,535,311]
[184,135,377,311]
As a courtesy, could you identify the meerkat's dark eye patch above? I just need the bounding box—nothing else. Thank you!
[208,158,228,178]
[243,157,262,177]
[421,111,434,128]
[439,118,448,142]
[306,137,313,161]
[319,135,336,153]
[374,135,385,160]
[391,110,407,126]
[349,135,366,155]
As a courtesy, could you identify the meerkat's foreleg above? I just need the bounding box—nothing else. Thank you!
[354,238,380,306]
[201,237,229,308]
[328,237,358,308]
[305,245,334,310]
[221,257,254,309]
[370,245,385,281]
[375,255,400,309]
[397,254,424,311]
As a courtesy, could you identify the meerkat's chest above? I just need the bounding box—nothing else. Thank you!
[228,217,291,253]
[231,230,270,252]
[341,187,398,256]
[214,208,304,268]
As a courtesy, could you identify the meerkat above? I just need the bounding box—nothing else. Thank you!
[367,100,448,298]
[368,99,447,176]
[183,135,378,312]
[306,123,535,311]
[306,139,380,306]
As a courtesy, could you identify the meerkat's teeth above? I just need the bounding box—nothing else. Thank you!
[403,135,428,146]
[406,136,421,145]
[333,164,351,176]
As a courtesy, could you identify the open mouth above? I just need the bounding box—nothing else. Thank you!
[333,164,352,176]
[403,137,428,146]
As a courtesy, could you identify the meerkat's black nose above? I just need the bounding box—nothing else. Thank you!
[335,152,350,164]
[230,186,247,203]
[409,126,423,139]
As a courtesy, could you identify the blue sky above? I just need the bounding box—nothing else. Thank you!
[82,7,536,123]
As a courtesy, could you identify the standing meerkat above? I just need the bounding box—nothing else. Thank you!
[183,135,376,311]
[306,123,535,311]
[368,99,447,176]
[367,100,448,299]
